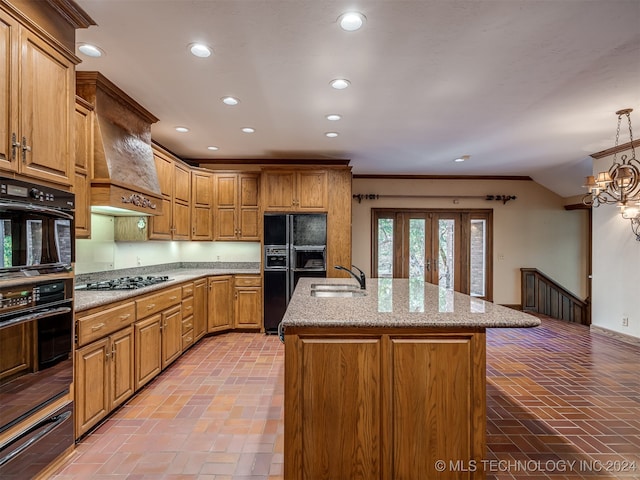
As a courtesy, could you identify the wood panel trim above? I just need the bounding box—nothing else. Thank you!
[45,0,96,29]
[590,139,640,159]
[520,268,589,325]
[186,158,351,166]
[353,174,532,181]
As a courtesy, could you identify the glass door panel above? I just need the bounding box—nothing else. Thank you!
[470,219,487,297]
[408,218,425,279]
[436,218,456,290]
[377,217,394,277]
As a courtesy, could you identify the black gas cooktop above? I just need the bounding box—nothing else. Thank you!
[77,275,172,291]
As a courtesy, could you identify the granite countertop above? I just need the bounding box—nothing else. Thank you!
[74,267,260,312]
[281,278,541,329]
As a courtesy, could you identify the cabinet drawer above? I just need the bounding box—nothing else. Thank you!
[182,283,194,298]
[136,287,182,318]
[181,297,194,318]
[182,317,194,335]
[182,331,194,350]
[234,275,261,287]
[77,303,135,346]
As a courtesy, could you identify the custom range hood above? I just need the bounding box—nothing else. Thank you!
[76,71,162,216]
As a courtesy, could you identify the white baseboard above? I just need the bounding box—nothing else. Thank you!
[590,325,640,347]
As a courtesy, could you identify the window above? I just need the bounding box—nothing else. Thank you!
[372,209,493,300]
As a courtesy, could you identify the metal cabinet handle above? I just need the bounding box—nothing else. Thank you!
[426,259,431,272]
[92,322,105,331]
[146,303,156,309]
[169,296,177,301]
[21,137,31,162]
[119,314,131,321]
[11,133,20,161]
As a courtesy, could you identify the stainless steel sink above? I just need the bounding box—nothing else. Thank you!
[310,283,360,291]
[310,289,367,297]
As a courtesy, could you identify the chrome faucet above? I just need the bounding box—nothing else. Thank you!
[334,265,366,290]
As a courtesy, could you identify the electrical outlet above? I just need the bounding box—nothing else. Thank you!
[622,317,629,327]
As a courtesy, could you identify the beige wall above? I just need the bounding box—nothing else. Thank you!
[591,148,640,339]
[352,177,590,306]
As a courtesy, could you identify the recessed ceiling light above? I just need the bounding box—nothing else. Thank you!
[188,43,212,58]
[326,114,342,121]
[221,96,240,106]
[207,146,219,151]
[325,132,339,138]
[78,43,104,58]
[454,155,470,163]
[242,127,255,133]
[330,78,351,90]
[338,12,366,32]
[175,126,189,133]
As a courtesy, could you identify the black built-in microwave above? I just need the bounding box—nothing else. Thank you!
[0,177,74,279]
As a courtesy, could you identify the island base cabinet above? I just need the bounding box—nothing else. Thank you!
[284,329,486,480]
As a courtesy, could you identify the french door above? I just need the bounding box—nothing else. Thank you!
[373,209,493,300]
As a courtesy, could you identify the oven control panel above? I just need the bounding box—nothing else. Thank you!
[0,287,35,312]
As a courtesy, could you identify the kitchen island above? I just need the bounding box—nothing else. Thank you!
[281,278,540,480]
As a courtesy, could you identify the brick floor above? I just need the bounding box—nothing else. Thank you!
[51,318,640,479]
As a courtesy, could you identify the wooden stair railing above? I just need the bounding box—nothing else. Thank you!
[520,268,590,325]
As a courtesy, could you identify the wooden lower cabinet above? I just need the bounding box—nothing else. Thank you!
[162,305,182,368]
[208,275,233,332]
[134,314,162,390]
[284,328,486,480]
[75,326,134,438]
[234,275,262,329]
[193,278,207,341]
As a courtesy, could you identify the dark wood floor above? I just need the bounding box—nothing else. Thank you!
[51,317,640,479]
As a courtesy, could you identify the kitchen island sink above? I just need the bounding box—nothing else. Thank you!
[281,277,540,480]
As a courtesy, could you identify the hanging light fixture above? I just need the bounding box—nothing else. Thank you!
[583,108,640,240]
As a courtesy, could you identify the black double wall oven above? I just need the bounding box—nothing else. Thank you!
[0,177,75,479]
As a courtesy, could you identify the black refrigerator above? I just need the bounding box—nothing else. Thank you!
[263,213,327,333]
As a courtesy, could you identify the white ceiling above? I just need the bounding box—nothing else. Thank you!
[74,0,640,198]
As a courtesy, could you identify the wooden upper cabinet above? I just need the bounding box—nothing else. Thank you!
[214,172,260,241]
[73,98,94,239]
[149,146,191,240]
[0,11,16,173]
[0,9,76,186]
[174,162,191,204]
[172,162,191,240]
[262,170,327,212]
[148,147,173,240]
[191,170,213,240]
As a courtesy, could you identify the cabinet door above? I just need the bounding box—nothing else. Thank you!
[297,170,328,211]
[0,11,17,173]
[214,173,238,240]
[110,326,134,409]
[19,28,73,185]
[234,286,262,329]
[149,150,173,239]
[262,171,295,211]
[238,174,260,240]
[172,200,191,240]
[161,305,182,369]
[74,100,93,238]
[191,170,213,240]
[193,278,207,341]
[174,162,191,202]
[134,314,162,390]
[208,276,233,332]
[75,338,110,437]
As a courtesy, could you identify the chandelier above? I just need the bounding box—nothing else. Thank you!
[583,108,640,241]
